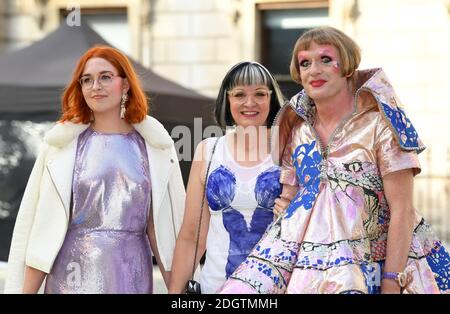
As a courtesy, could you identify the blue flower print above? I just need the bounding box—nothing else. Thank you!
[285,141,322,218]
[426,243,450,292]
[206,166,236,211]
[206,165,282,278]
[254,166,282,210]
[381,102,421,150]
[293,141,322,190]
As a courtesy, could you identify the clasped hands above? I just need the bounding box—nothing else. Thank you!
[274,185,298,217]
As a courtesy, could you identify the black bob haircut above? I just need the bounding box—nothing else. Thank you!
[213,61,286,129]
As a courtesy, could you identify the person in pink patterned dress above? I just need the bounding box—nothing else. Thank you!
[218,26,450,294]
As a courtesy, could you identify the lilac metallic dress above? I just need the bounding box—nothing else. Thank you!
[44,128,153,294]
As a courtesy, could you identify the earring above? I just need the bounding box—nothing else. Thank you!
[120,93,128,119]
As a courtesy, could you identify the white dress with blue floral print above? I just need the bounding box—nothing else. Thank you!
[199,136,282,293]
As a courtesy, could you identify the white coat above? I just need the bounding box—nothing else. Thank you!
[4,116,186,293]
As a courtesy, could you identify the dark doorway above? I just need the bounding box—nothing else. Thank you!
[259,8,329,100]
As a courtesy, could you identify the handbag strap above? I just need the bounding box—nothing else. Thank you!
[190,137,219,279]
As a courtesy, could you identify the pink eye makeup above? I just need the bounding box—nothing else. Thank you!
[317,47,340,72]
[298,56,340,70]
[297,45,341,72]
[321,56,340,70]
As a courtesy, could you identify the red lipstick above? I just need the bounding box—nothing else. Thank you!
[310,80,326,87]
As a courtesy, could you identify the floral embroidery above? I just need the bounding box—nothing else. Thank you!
[285,141,322,218]
[206,165,281,278]
[381,102,422,151]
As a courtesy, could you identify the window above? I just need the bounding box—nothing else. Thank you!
[259,5,329,99]
[60,7,130,55]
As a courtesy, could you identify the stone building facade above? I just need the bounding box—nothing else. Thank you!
[1,0,450,241]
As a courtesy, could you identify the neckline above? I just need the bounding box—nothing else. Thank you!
[88,127,136,136]
[222,134,272,169]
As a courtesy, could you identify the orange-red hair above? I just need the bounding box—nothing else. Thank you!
[60,45,148,124]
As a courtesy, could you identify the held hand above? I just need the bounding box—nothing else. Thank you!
[274,197,291,216]
[273,185,298,217]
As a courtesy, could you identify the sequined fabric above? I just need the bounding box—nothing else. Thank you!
[44,128,153,294]
[218,68,450,294]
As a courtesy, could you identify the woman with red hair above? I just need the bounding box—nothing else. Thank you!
[5,45,186,293]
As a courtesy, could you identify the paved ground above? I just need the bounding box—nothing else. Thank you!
[0,263,167,294]
[0,262,6,293]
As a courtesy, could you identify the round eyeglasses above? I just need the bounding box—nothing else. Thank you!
[227,89,272,105]
[79,72,122,89]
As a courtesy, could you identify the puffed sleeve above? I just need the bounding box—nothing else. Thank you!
[375,116,421,177]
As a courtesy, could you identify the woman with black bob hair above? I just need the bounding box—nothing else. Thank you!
[169,61,294,293]
[213,61,284,129]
